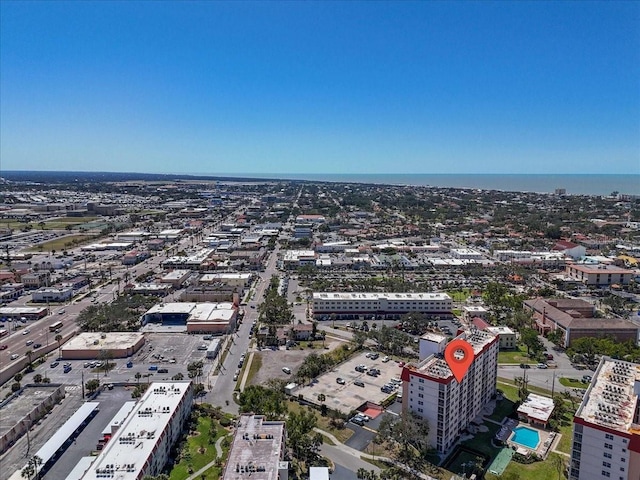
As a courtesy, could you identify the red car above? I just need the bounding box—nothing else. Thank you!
[0,345,7,350]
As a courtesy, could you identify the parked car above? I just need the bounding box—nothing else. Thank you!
[381,356,390,363]
[282,367,291,374]
[158,368,168,374]
[336,377,346,385]
[63,365,72,373]
[50,361,59,368]
[537,363,548,369]
[354,380,365,387]
[350,417,365,426]
[149,365,158,371]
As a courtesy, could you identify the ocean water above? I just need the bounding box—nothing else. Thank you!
[215,173,639,196]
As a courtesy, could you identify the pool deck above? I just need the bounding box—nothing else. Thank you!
[498,420,558,459]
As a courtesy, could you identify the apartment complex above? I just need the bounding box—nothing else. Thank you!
[401,329,499,453]
[74,382,193,480]
[312,292,452,319]
[570,357,640,480]
[222,414,288,480]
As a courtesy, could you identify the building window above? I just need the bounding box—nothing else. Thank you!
[605,434,614,440]
[604,453,612,459]
[601,472,609,478]
[605,443,613,450]
[418,378,424,383]
[603,462,611,468]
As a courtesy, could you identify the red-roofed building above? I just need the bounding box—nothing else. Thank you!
[552,240,586,259]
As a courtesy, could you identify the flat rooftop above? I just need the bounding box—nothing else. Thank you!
[517,393,555,422]
[313,292,452,301]
[575,357,640,434]
[223,415,285,480]
[160,269,190,280]
[80,382,191,480]
[0,385,61,437]
[63,332,144,352]
[408,329,497,380]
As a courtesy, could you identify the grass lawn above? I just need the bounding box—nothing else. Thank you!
[558,377,588,389]
[287,401,354,444]
[460,421,502,459]
[25,234,96,252]
[245,351,262,385]
[169,414,229,480]
[447,289,471,302]
[485,452,567,480]
[555,421,574,455]
[497,378,554,398]
[498,346,537,364]
[488,396,516,423]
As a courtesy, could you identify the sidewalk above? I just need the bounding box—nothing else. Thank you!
[313,428,439,480]
[185,433,229,480]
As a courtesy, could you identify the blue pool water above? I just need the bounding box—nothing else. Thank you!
[511,426,540,449]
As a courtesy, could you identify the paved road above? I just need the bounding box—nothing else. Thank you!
[205,244,282,413]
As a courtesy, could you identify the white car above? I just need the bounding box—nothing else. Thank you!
[22,329,30,335]
[282,367,291,374]
[10,353,19,360]
[382,356,390,363]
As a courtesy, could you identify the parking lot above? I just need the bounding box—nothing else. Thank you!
[295,351,404,414]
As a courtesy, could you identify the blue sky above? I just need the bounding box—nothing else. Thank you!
[1,1,638,175]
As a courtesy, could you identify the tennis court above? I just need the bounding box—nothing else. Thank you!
[487,447,513,476]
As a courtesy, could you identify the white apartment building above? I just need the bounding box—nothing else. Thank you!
[74,382,193,480]
[569,358,640,480]
[401,329,499,454]
[312,292,452,318]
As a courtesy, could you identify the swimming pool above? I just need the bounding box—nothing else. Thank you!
[511,426,540,449]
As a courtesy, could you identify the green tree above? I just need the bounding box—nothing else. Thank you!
[33,374,43,384]
[86,379,101,394]
[21,455,42,480]
[377,411,430,469]
[520,328,544,356]
[238,385,287,420]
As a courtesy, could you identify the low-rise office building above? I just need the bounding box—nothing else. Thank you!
[525,298,639,348]
[313,292,452,319]
[61,333,145,360]
[565,263,634,286]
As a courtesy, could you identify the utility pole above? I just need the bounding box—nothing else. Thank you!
[81,371,85,399]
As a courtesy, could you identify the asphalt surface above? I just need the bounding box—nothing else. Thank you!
[44,388,133,480]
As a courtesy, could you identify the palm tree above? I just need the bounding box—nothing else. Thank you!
[135,372,142,386]
[25,349,33,367]
[55,334,63,358]
[21,455,42,480]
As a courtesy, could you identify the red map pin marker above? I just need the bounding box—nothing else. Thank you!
[444,339,474,383]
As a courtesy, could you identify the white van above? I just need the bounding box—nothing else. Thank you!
[282,367,291,374]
